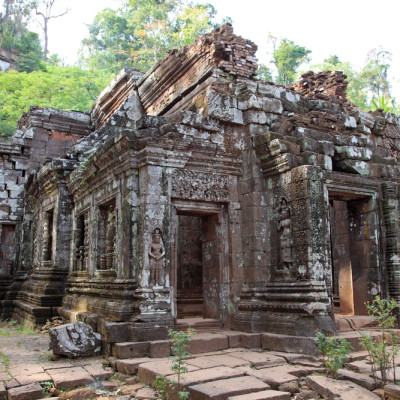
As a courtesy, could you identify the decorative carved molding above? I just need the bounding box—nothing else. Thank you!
[171,170,229,202]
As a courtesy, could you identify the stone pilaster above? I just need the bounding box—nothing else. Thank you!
[382,182,400,302]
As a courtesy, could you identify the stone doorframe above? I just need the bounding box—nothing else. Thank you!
[324,182,383,315]
[170,200,229,325]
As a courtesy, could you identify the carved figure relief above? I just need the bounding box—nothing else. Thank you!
[74,213,88,271]
[42,210,54,262]
[171,170,229,202]
[148,228,165,286]
[100,204,116,270]
[277,198,293,271]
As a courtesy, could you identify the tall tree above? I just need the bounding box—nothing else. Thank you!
[35,0,68,62]
[360,48,391,99]
[0,0,35,47]
[270,36,311,85]
[1,0,43,71]
[80,0,223,73]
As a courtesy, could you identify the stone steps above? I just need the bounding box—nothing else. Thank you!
[175,318,223,332]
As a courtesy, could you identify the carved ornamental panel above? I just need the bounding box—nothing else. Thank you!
[171,170,229,202]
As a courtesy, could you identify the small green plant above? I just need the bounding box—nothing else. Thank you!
[316,331,352,376]
[153,328,195,400]
[0,320,37,337]
[360,296,400,386]
[0,351,10,371]
[41,381,54,395]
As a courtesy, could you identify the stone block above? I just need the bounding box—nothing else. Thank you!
[138,359,199,385]
[0,383,6,400]
[262,98,283,114]
[115,358,151,375]
[337,369,376,391]
[5,381,20,390]
[236,365,297,388]
[188,333,229,354]
[240,333,262,349]
[385,384,400,400]
[135,387,158,399]
[83,364,112,380]
[49,322,101,359]
[15,373,51,386]
[47,367,94,390]
[224,332,242,348]
[113,341,149,359]
[58,387,96,400]
[228,390,290,400]
[306,375,380,399]
[7,383,42,400]
[262,333,317,356]
[227,351,285,368]
[189,376,269,400]
[100,321,130,344]
[149,340,171,358]
[174,366,244,387]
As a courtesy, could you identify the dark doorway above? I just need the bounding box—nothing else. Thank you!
[329,193,376,316]
[176,212,223,320]
[177,215,203,318]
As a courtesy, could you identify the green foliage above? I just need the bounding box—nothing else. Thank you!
[0,350,10,371]
[360,296,400,386]
[41,381,54,395]
[311,50,396,113]
[257,63,273,82]
[1,0,44,72]
[316,331,352,376]
[80,0,224,73]
[0,66,113,138]
[360,48,391,99]
[0,319,37,336]
[371,95,394,113]
[271,37,311,85]
[153,328,195,400]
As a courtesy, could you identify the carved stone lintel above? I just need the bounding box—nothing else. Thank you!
[171,170,229,202]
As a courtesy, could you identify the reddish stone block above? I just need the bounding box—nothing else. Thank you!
[83,364,112,380]
[47,367,94,390]
[115,358,151,375]
[228,391,291,400]
[113,341,149,359]
[149,340,171,358]
[188,333,229,354]
[189,376,269,400]
[7,383,42,400]
[0,383,6,400]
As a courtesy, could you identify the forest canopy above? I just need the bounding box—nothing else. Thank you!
[0,0,399,140]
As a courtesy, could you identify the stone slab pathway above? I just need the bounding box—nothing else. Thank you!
[1,330,399,400]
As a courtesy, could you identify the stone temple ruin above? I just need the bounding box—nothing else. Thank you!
[0,24,399,351]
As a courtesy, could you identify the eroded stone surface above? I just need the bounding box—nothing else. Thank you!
[306,375,380,400]
[49,323,101,359]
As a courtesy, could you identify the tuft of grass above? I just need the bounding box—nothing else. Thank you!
[0,320,37,337]
[0,351,10,371]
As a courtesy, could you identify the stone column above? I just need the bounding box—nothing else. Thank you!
[131,164,173,341]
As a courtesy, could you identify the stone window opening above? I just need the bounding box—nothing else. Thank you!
[42,210,54,262]
[98,202,116,271]
[0,224,16,276]
[74,212,89,271]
